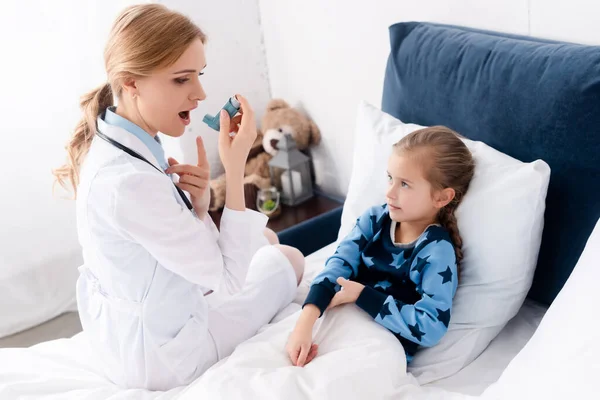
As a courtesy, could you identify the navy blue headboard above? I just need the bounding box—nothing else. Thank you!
[382,22,600,306]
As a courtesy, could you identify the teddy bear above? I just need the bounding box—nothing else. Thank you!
[209,99,321,212]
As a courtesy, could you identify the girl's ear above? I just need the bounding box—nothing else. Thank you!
[434,187,456,209]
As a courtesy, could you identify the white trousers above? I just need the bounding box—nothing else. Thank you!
[203,244,298,367]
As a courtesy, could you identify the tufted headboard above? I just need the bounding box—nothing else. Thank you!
[382,22,600,306]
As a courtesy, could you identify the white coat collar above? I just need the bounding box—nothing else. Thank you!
[97,114,163,171]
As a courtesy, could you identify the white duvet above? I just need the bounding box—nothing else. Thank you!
[0,303,467,400]
[0,242,471,400]
[178,304,454,400]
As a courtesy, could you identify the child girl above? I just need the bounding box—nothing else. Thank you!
[53,4,305,390]
[287,127,475,367]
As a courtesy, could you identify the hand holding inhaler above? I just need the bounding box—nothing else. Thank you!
[208,94,257,183]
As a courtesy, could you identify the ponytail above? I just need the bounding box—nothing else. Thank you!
[53,83,113,196]
[438,202,463,274]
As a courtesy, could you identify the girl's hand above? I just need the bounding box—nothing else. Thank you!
[166,136,210,217]
[218,94,257,178]
[326,278,365,310]
[286,324,318,367]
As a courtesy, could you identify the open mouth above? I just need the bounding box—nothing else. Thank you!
[178,110,190,124]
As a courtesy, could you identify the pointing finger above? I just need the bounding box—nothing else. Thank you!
[196,136,208,167]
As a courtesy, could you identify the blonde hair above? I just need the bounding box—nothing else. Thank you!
[53,4,207,196]
[393,126,475,268]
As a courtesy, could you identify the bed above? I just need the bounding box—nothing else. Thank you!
[0,242,546,399]
[1,21,599,399]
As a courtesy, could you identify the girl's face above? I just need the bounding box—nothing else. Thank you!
[386,152,453,224]
[126,38,207,137]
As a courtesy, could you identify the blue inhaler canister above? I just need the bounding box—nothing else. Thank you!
[202,96,241,132]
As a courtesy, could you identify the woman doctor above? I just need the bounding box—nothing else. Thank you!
[53,4,305,391]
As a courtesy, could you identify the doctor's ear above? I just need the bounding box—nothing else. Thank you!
[122,77,139,98]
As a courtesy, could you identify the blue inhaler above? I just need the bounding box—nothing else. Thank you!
[203,96,241,132]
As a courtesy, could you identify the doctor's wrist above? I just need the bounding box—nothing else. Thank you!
[225,174,245,211]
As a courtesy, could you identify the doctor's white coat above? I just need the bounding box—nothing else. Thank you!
[75,118,269,390]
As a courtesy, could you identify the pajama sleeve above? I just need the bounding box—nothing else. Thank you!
[355,239,458,347]
[303,206,384,316]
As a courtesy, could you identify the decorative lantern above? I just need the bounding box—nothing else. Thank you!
[268,133,314,206]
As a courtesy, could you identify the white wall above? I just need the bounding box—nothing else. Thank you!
[0,0,269,325]
[0,1,127,293]
[258,0,600,198]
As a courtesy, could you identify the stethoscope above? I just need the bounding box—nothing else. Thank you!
[95,130,194,212]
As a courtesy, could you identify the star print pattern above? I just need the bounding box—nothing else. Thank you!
[352,234,369,251]
[304,204,458,356]
[314,276,337,292]
[436,308,451,328]
[392,253,405,267]
[363,256,376,268]
[438,266,453,284]
[374,280,392,290]
[412,256,431,273]
[379,301,393,318]
[370,213,386,230]
[408,323,426,342]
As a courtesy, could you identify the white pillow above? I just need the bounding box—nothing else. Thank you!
[341,101,551,383]
[481,218,600,400]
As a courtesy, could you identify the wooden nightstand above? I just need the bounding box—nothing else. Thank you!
[208,192,343,233]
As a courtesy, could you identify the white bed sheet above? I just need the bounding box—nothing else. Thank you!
[0,242,546,399]
[0,333,185,400]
